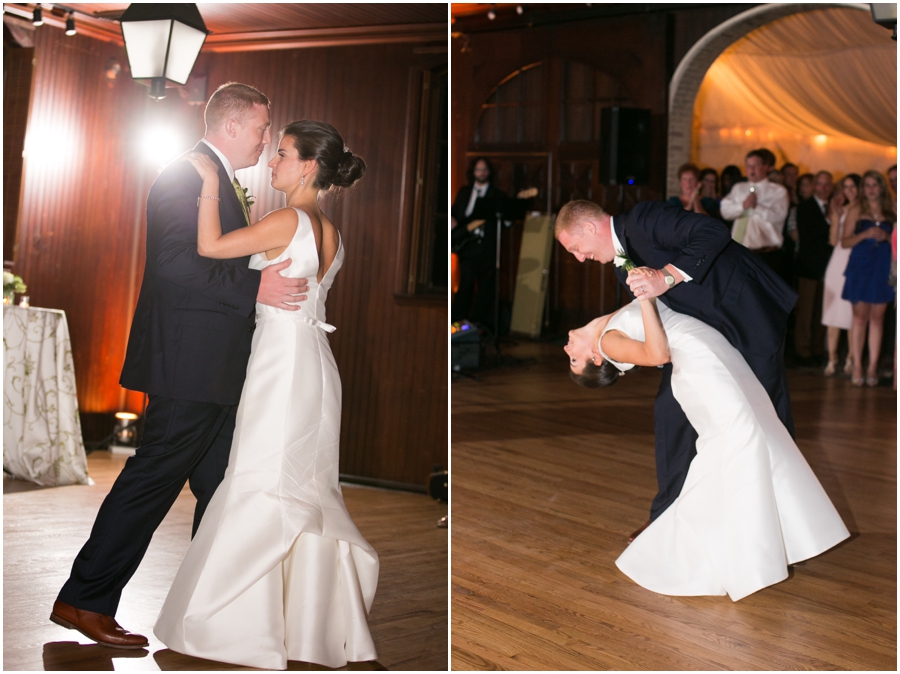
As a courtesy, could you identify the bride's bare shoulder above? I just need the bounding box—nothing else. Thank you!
[258,207,302,227]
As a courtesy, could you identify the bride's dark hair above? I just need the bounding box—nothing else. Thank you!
[282,120,366,191]
[570,359,624,388]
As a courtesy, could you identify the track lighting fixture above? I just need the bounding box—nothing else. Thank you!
[32,4,43,26]
[65,12,76,36]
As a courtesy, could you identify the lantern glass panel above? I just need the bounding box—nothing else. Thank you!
[121,20,173,79]
[166,21,206,84]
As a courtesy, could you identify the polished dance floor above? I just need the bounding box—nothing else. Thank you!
[452,340,895,670]
[4,452,448,671]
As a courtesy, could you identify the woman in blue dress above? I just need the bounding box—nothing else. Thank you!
[841,170,896,386]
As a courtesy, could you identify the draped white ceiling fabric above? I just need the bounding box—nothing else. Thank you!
[693,7,897,175]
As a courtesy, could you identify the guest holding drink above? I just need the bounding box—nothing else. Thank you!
[821,174,860,376]
[841,170,896,386]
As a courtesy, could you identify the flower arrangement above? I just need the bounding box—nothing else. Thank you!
[3,271,26,304]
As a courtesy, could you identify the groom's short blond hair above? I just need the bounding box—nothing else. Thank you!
[204,82,270,133]
[555,200,608,238]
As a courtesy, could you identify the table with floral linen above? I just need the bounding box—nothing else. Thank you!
[3,305,92,486]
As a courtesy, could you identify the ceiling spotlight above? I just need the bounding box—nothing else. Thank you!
[487,9,496,20]
[516,5,524,14]
[65,12,76,36]
[32,4,43,26]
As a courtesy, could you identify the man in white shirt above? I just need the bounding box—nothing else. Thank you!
[720,149,789,275]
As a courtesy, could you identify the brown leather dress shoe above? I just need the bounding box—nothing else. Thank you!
[628,519,652,544]
[50,600,148,649]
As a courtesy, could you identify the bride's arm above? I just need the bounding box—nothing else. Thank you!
[601,270,670,367]
[186,153,296,259]
[601,300,670,367]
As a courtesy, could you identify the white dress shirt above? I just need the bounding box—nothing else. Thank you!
[465,183,488,218]
[720,179,789,250]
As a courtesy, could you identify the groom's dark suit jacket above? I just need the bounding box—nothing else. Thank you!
[614,200,797,358]
[612,200,797,520]
[58,143,264,617]
[120,142,260,405]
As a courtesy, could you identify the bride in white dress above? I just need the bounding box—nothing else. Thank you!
[154,121,378,669]
[565,268,849,601]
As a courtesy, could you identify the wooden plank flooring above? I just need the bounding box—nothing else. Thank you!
[451,340,896,671]
[4,453,448,671]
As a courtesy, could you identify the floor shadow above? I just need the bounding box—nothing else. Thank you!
[42,641,148,670]
[4,475,50,494]
[154,648,386,671]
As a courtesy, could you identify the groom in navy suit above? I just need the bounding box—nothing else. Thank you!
[556,199,797,538]
[51,83,307,648]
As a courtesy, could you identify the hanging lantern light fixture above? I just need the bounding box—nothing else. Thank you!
[118,3,209,100]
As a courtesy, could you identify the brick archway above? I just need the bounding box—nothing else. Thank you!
[666,3,871,196]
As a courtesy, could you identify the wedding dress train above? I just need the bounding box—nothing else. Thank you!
[603,300,849,601]
[155,209,378,669]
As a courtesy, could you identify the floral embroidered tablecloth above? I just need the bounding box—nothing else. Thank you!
[3,306,92,486]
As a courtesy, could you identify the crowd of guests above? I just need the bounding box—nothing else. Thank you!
[671,150,897,386]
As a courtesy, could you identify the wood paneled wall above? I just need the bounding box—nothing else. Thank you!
[451,5,752,331]
[3,39,33,260]
[12,27,152,413]
[11,23,446,487]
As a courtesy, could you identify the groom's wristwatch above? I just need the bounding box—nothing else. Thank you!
[663,270,676,288]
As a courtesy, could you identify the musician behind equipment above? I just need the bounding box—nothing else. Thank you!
[451,156,537,331]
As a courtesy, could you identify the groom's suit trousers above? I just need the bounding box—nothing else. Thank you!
[57,395,236,616]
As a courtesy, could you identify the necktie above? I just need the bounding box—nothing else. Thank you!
[732,186,752,244]
[232,178,251,226]
[732,214,749,244]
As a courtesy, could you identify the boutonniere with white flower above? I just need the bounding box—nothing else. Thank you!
[613,249,635,271]
[242,187,255,208]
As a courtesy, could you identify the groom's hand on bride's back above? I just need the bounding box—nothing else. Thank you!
[257,259,308,310]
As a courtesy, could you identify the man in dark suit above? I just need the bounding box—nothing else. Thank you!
[451,157,532,330]
[793,171,834,365]
[556,199,797,538]
[51,83,306,648]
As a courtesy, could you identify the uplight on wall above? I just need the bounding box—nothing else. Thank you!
[119,3,208,100]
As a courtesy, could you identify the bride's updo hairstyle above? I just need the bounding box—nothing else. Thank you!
[570,359,624,388]
[282,120,366,191]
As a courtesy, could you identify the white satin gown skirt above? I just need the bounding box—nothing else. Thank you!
[613,305,849,601]
[154,316,378,669]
